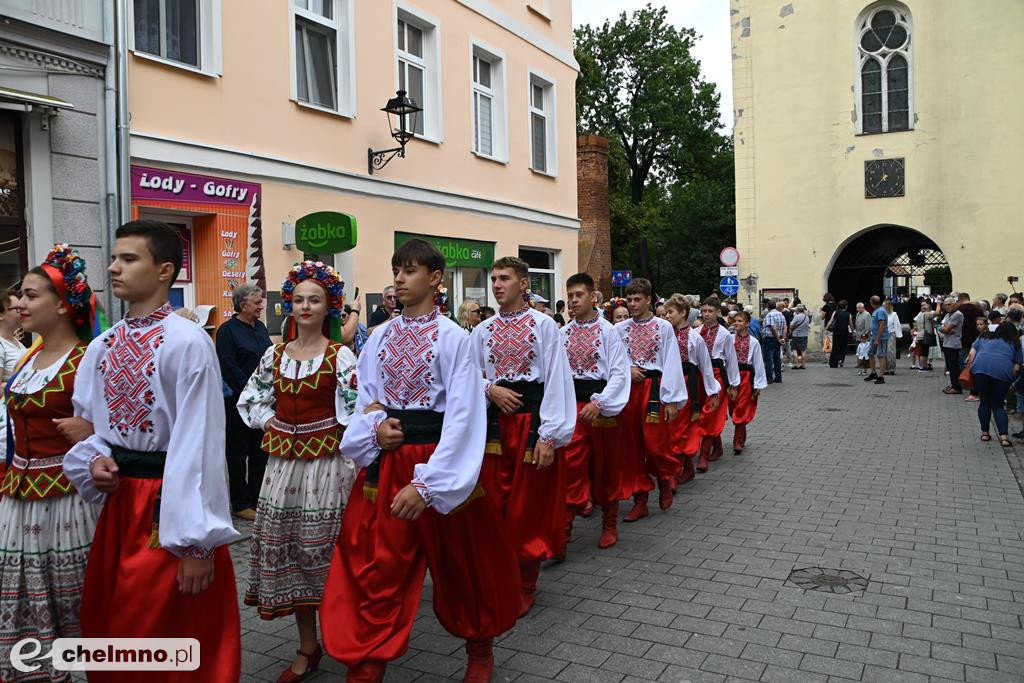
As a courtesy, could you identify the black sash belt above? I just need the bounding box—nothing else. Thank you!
[711,358,726,370]
[364,409,445,494]
[111,446,167,548]
[573,379,606,404]
[486,380,544,459]
[739,363,756,391]
[642,369,663,421]
[683,362,702,417]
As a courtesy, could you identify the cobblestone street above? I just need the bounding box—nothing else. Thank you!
[232,359,1024,682]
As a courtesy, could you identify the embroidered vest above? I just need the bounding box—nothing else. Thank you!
[564,318,602,376]
[735,335,751,365]
[674,327,690,363]
[699,324,720,357]
[261,342,343,459]
[1,345,85,500]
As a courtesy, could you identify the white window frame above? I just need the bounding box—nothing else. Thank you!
[289,0,356,118]
[127,0,223,77]
[469,40,508,163]
[527,69,557,176]
[853,4,913,135]
[394,2,443,143]
[518,246,561,304]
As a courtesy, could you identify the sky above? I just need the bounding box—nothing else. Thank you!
[571,0,734,131]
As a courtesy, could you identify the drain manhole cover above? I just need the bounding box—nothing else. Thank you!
[814,383,853,388]
[786,567,869,594]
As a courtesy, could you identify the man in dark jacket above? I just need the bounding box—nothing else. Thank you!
[958,292,984,400]
[216,283,272,520]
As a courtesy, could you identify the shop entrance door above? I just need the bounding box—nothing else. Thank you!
[442,267,488,315]
[139,213,195,310]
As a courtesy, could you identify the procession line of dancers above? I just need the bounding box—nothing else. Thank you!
[0,224,766,683]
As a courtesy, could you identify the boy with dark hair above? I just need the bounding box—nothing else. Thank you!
[471,255,575,616]
[63,219,241,681]
[321,238,519,682]
[697,295,741,468]
[730,311,768,453]
[615,278,686,520]
[560,272,630,551]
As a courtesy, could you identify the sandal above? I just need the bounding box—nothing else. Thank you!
[943,387,962,395]
[981,433,991,442]
[1001,437,1012,448]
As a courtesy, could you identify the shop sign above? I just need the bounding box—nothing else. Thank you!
[131,166,259,206]
[295,212,357,253]
[394,232,494,269]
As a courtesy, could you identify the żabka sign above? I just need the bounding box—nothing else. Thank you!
[295,212,358,254]
[131,166,259,206]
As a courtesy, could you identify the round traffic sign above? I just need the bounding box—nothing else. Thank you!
[719,247,740,267]
[720,276,740,297]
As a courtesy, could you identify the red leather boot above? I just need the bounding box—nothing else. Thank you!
[519,562,540,617]
[464,639,494,683]
[708,436,724,461]
[553,504,575,562]
[623,492,649,522]
[346,660,387,683]
[598,502,619,548]
[697,437,711,472]
[733,424,746,454]
[657,477,674,510]
[679,454,696,484]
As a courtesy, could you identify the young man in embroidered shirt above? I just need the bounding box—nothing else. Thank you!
[63,220,241,681]
[560,272,631,552]
[730,311,768,454]
[614,278,687,521]
[697,296,741,470]
[321,239,519,683]
[470,256,575,617]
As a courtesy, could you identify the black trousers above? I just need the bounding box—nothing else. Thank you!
[225,399,269,511]
[942,347,962,391]
[829,332,849,368]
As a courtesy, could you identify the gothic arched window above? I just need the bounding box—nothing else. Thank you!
[856,5,912,134]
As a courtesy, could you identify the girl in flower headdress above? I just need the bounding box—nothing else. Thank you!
[604,296,630,324]
[236,260,357,681]
[0,244,107,683]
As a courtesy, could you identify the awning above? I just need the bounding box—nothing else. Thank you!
[0,86,74,111]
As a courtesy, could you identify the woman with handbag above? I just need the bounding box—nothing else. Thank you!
[827,300,853,368]
[964,322,1023,447]
[912,301,936,371]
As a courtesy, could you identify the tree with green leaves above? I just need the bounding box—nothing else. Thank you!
[575,4,734,295]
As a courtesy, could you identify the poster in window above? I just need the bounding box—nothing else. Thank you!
[0,116,21,219]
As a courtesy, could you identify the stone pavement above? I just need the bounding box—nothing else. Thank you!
[232,359,1024,682]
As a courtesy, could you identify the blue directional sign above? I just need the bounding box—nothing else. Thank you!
[611,270,632,287]
[719,276,740,296]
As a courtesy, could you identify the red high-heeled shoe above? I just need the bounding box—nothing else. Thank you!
[276,644,323,683]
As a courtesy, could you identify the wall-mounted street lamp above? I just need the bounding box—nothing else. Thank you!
[368,90,423,175]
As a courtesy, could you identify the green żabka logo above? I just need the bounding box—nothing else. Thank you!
[295,212,357,253]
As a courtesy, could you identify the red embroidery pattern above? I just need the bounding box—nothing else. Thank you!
[675,327,690,363]
[100,325,164,436]
[487,312,536,379]
[699,324,720,357]
[624,318,660,365]
[564,319,602,376]
[735,334,751,364]
[379,316,439,407]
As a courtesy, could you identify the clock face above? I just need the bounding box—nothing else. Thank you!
[865,158,905,198]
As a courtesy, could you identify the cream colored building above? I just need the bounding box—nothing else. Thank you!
[731,0,1023,309]
[126,0,578,330]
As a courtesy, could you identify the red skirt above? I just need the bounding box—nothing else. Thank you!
[564,402,622,508]
[479,411,567,566]
[81,478,240,683]
[321,442,519,667]
[698,367,730,438]
[731,370,759,426]
[619,379,680,498]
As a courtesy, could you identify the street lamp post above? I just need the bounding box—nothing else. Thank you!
[368,90,423,175]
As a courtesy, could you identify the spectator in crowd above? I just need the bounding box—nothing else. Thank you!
[958,293,984,400]
[457,300,483,333]
[553,299,567,326]
[344,305,369,354]
[762,300,786,383]
[993,293,1009,315]
[939,296,965,394]
[687,296,702,326]
[216,283,273,521]
[594,290,604,307]
[884,299,902,376]
[612,304,630,323]
[826,300,853,368]
[746,304,762,339]
[855,302,871,375]
[1009,293,1023,307]
[864,295,888,384]
[479,305,495,320]
[368,285,399,334]
[780,299,794,368]
[789,304,810,369]
[988,310,1003,330]
[820,293,836,357]
[0,288,26,464]
[964,322,1022,447]
[912,301,936,371]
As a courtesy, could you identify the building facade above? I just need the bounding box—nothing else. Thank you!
[731,0,1024,308]
[126,0,579,330]
[0,0,117,303]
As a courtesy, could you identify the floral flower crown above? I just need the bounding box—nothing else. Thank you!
[281,260,345,319]
[43,244,90,311]
[603,297,628,321]
[434,284,450,315]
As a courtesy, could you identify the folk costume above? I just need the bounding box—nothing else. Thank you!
[322,299,520,682]
[0,246,105,683]
[730,332,768,454]
[560,313,630,550]
[470,303,575,615]
[63,299,241,682]
[614,314,686,518]
[696,321,741,470]
[237,261,357,621]
[670,326,720,484]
